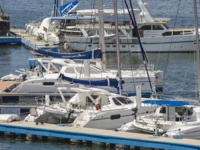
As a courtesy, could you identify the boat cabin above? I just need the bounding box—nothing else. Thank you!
[0,6,10,36]
[153,106,194,121]
[62,87,134,110]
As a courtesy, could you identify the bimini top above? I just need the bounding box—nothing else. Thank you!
[142,99,190,106]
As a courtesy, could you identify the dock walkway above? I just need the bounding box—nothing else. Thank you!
[0,28,57,51]
[11,28,50,50]
[0,121,199,150]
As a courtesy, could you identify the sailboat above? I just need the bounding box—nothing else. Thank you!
[118,0,200,140]
[58,0,163,96]
[163,0,200,139]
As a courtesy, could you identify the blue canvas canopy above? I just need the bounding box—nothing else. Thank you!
[35,48,102,59]
[142,100,190,106]
[59,73,119,88]
[50,15,95,21]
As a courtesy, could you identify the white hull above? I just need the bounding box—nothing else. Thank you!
[68,35,198,52]
[165,122,200,139]
[11,73,161,94]
[74,109,134,130]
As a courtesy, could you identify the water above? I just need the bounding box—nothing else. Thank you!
[0,0,200,149]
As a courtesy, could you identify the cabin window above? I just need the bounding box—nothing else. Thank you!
[115,97,133,104]
[75,67,84,74]
[173,31,183,35]
[86,95,99,106]
[88,45,91,47]
[43,27,47,32]
[162,32,172,36]
[122,45,125,48]
[110,114,121,120]
[159,107,166,113]
[163,24,169,29]
[65,67,75,73]
[153,25,164,30]
[184,30,193,35]
[90,67,101,74]
[140,25,151,30]
[112,98,122,105]
[43,82,55,86]
[106,45,110,47]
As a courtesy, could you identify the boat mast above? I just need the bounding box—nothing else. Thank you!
[98,0,106,72]
[193,0,200,100]
[113,0,122,95]
[53,0,59,17]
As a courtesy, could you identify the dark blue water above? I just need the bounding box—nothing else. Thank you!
[0,0,199,149]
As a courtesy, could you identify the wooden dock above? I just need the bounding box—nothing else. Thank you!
[0,121,199,150]
[0,81,16,92]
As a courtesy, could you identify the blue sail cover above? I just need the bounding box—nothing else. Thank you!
[142,100,190,106]
[35,48,102,59]
[50,15,95,21]
[59,73,119,88]
[60,0,78,16]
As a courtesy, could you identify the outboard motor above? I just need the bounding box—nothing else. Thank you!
[132,107,138,119]
[22,74,27,81]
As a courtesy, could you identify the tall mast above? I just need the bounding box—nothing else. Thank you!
[113,0,122,95]
[98,0,106,72]
[193,0,200,100]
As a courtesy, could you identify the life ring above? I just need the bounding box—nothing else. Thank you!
[57,30,61,35]
[95,103,101,110]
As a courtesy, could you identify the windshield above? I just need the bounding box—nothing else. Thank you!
[112,97,133,105]
[75,66,101,74]
[163,24,169,29]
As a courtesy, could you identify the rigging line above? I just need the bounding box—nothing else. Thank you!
[124,0,153,93]
[119,0,141,87]
[175,53,193,97]
[163,0,181,83]
[128,0,148,63]
[155,0,172,70]
[85,0,96,49]
[76,0,96,79]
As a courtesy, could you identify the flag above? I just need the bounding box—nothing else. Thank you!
[60,0,78,16]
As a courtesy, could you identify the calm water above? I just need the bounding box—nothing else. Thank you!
[0,0,200,149]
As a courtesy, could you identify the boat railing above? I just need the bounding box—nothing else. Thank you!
[106,64,154,71]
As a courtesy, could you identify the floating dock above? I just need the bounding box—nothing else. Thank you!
[0,121,199,150]
[0,28,57,51]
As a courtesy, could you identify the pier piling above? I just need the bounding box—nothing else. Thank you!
[31,135,37,140]
[124,145,131,150]
[86,141,92,146]
[100,142,106,148]
[110,143,115,149]
[20,134,26,139]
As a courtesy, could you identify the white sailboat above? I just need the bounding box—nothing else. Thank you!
[163,0,200,139]
[4,57,163,95]
[118,0,200,140]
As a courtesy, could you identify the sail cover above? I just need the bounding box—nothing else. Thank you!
[59,73,119,88]
[35,48,102,59]
[60,0,78,16]
[142,100,190,106]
